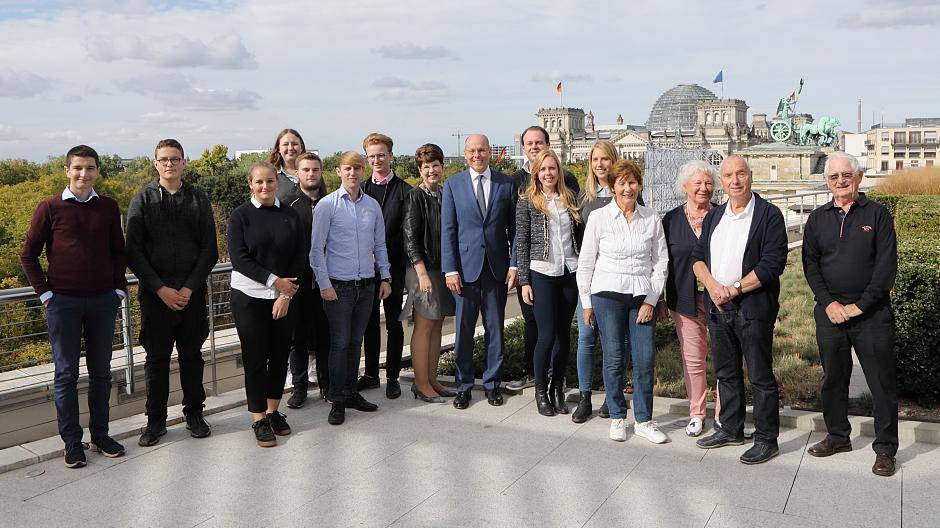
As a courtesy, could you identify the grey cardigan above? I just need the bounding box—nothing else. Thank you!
[514,195,580,286]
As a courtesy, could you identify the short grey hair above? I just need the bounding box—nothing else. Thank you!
[676,160,718,193]
[823,151,861,174]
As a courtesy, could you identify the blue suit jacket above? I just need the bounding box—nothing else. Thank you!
[441,169,517,283]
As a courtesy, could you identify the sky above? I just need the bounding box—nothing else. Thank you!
[0,0,937,161]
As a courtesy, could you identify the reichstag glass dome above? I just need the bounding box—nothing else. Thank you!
[646,83,717,132]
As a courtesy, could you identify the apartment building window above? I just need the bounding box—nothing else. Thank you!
[881,161,889,171]
[924,151,936,158]
[909,131,922,144]
[881,146,889,154]
[893,132,907,144]
[925,131,938,143]
[894,150,906,157]
[928,160,935,167]
[896,161,904,170]
[910,150,921,158]
[881,132,889,141]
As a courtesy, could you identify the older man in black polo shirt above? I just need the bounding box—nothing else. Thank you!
[802,151,899,477]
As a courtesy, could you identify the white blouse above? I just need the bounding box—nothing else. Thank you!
[530,193,579,277]
[576,201,668,309]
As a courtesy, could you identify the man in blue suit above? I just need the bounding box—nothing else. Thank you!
[442,134,517,408]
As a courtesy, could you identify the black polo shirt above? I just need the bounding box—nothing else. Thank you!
[801,192,898,312]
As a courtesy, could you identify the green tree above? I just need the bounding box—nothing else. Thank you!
[0,159,42,186]
[189,144,232,181]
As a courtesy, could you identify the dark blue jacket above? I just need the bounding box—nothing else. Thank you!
[690,192,788,322]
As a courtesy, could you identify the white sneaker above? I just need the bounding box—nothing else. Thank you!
[686,417,704,437]
[635,421,669,444]
[609,418,627,442]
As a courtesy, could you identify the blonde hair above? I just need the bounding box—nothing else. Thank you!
[526,149,581,223]
[338,151,365,169]
[583,140,619,203]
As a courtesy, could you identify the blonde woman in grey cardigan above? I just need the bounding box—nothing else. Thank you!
[515,149,581,417]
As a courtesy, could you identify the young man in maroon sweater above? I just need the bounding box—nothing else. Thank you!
[20,145,128,468]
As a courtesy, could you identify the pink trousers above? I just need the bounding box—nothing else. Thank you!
[671,294,720,420]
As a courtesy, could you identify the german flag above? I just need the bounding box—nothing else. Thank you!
[555,82,563,94]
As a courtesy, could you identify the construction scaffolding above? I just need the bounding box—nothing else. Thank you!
[641,146,710,216]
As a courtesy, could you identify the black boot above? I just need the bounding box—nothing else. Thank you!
[553,381,569,414]
[535,385,555,417]
[572,391,592,423]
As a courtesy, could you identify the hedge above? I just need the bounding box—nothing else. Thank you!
[870,192,940,404]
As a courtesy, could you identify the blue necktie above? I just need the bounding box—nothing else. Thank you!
[476,175,486,218]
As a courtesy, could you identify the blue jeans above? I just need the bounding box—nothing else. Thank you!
[45,292,120,444]
[324,281,375,404]
[592,292,656,422]
[576,297,631,393]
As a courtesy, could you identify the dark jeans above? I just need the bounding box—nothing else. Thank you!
[708,309,780,446]
[45,291,121,444]
[363,268,405,380]
[288,283,331,391]
[815,302,898,455]
[139,288,209,424]
[453,261,508,392]
[516,286,537,378]
[324,281,375,403]
[231,290,296,413]
[592,292,656,422]
[530,270,577,388]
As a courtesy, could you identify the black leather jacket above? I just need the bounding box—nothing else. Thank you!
[402,185,443,271]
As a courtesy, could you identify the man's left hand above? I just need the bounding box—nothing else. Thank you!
[378,281,392,300]
[506,269,518,292]
[844,303,863,318]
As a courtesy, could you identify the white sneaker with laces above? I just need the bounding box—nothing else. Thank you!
[686,417,704,437]
[635,421,669,444]
[609,418,627,442]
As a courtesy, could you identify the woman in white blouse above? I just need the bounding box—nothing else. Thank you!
[516,149,581,416]
[577,159,669,444]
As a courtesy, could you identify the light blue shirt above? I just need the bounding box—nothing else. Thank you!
[309,185,390,290]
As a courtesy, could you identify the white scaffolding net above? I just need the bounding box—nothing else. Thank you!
[641,147,709,216]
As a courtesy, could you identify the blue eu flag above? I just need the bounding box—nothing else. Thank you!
[713,70,723,83]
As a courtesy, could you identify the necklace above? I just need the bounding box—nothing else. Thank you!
[685,203,709,231]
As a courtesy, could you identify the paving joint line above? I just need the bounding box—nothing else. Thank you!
[702,502,719,527]
[498,416,586,495]
[579,454,646,528]
[782,430,812,514]
[386,488,441,527]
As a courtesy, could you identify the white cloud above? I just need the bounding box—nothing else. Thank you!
[0,69,54,98]
[115,73,262,111]
[370,42,459,61]
[0,124,19,141]
[371,77,450,105]
[842,1,940,27]
[86,34,257,69]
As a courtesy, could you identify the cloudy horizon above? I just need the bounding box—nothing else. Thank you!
[0,0,937,161]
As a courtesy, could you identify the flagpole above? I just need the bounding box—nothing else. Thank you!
[721,70,724,99]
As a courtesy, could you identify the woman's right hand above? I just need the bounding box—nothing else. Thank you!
[418,272,433,295]
[274,277,298,297]
[272,295,290,320]
[521,284,534,305]
[582,307,595,327]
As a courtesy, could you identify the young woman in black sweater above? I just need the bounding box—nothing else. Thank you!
[228,162,306,447]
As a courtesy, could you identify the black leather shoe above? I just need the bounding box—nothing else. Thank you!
[356,375,380,391]
[696,430,746,449]
[350,392,378,412]
[485,388,504,406]
[598,400,610,419]
[266,411,291,436]
[453,390,471,409]
[185,413,211,438]
[328,403,346,425]
[535,386,555,416]
[287,387,308,409]
[386,379,402,399]
[571,392,592,423]
[553,384,569,414]
[807,438,852,457]
[740,442,779,465]
[138,422,167,447]
[252,418,277,447]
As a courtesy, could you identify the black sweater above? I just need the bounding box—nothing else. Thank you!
[126,181,218,294]
[361,174,413,273]
[801,193,897,312]
[227,200,306,288]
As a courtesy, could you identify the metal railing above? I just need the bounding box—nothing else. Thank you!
[0,262,236,398]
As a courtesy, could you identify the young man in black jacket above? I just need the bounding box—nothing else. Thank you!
[358,133,413,399]
[126,139,218,447]
[506,126,580,392]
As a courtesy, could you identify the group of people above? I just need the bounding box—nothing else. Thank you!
[19,126,900,477]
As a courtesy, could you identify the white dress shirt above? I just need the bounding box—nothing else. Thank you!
[230,196,281,299]
[469,166,492,209]
[576,202,668,308]
[530,193,579,276]
[710,194,754,286]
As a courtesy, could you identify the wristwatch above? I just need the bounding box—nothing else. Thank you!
[381,278,391,284]
[733,281,743,295]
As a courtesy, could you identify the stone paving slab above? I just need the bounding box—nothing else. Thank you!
[0,381,933,527]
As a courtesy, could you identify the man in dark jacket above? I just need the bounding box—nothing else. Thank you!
[690,155,788,465]
[358,133,413,399]
[126,139,218,447]
[285,152,331,408]
[506,125,580,391]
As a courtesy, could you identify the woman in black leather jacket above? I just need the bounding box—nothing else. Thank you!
[400,143,456,403]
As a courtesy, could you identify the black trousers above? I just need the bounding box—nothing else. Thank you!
[139,288,209,423]
[288,283,331,391]
[516,286,538,378]
[363,268,405,380]
[231,290,296,413]
[815,302,899,455]
[530,270,578,387]
[708,309,780,446]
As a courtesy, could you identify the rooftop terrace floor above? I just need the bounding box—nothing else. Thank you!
[0,382,936,528]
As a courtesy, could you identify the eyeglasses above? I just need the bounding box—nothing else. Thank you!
[825,171,857,182]
[366,153,388,161]
[156,157,183,166]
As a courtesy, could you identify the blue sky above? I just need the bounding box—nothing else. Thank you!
[0,0,937,161]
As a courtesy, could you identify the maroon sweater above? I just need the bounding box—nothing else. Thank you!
[20,193,128,297]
